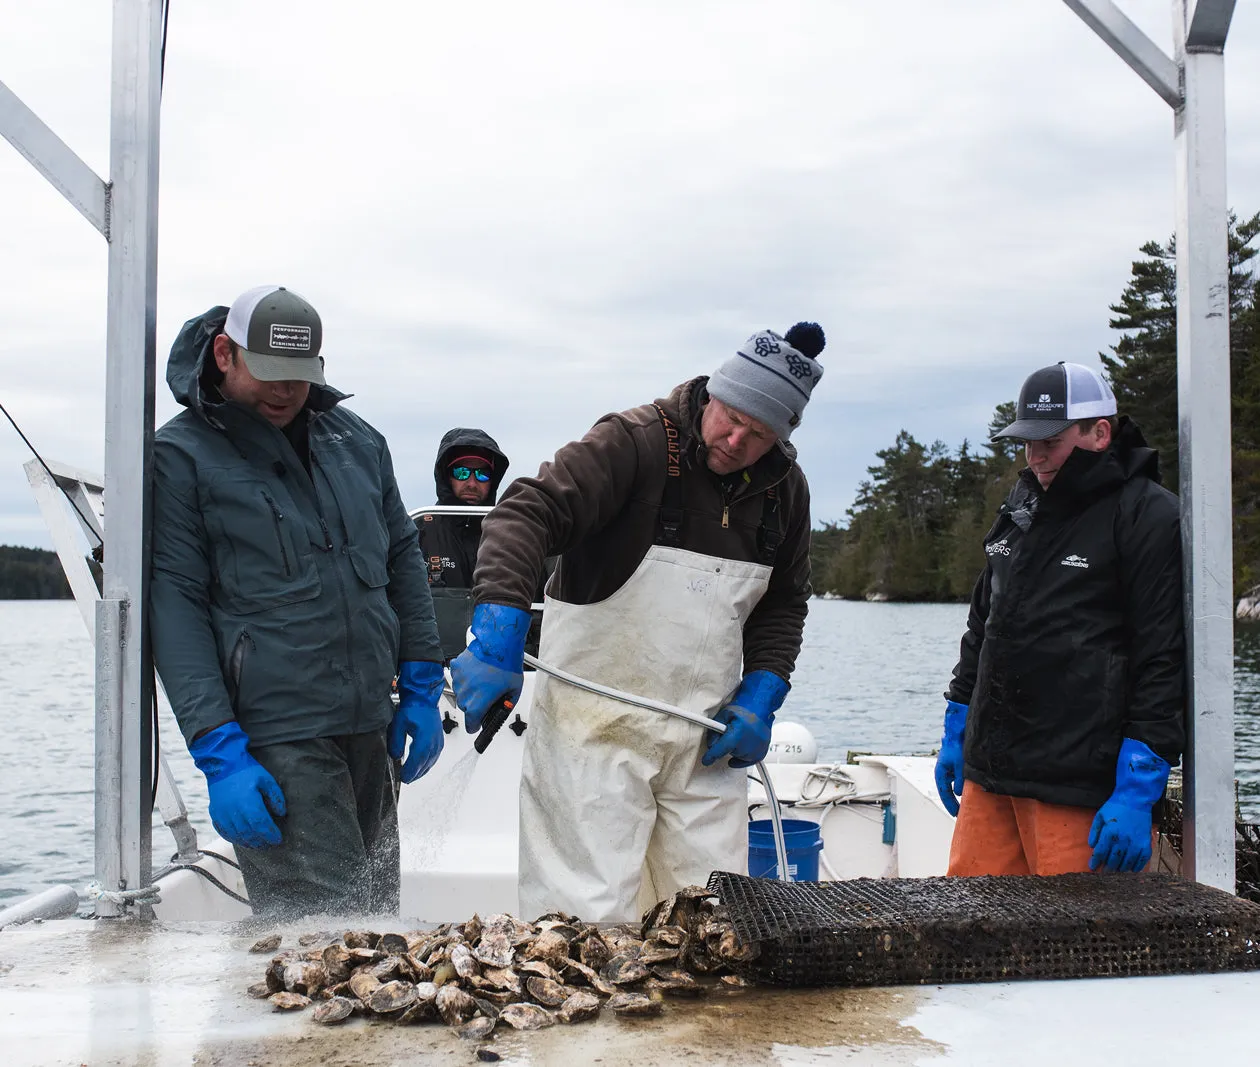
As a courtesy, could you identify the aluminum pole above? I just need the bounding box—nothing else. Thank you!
[1173,0,1235,891]
[96,0,162,916]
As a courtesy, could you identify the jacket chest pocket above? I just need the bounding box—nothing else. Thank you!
[318,455,391,589]
[203,477,322,613]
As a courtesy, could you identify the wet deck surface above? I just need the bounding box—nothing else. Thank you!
[0,918,935,1066]
[6,918,1260,1065]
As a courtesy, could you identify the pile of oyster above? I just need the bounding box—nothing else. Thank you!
[249,886,757,1035]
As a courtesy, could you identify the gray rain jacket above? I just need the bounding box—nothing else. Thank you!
[151,306,442,748]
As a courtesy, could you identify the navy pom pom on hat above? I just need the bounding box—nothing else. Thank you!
[707,321,825,441]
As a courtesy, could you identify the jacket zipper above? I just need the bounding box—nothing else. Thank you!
[228,629,254,717]
[262,492,292,578]
[311,451,361,731]
[721,505,729,529]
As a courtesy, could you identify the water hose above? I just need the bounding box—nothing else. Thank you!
[523,653,793,883]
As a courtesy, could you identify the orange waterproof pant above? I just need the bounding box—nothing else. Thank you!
[947,780,1103,876]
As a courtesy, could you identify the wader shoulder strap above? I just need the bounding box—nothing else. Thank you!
[757,486,782,566]
[653,404,684,547]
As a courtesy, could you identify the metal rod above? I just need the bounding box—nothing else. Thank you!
[99,0,163,913]
[0,78,109,235]
[1061,0,1181,108]
[1173,0,1235,891]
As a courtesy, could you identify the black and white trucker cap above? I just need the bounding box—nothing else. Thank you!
[223,285,325,386]
[991,361,1117,441]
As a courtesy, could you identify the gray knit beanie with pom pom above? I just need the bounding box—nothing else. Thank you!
[707,321,825,441]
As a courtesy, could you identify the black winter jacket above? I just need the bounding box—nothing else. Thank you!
[417,428,509,661]
[946,418,1185,808]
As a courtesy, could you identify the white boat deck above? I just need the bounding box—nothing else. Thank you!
[3,916,1257,1066]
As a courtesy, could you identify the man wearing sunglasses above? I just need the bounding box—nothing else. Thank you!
[451,321,825,921]
[419,429,509,662]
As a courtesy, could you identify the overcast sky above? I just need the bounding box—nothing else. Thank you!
[1,1,1257,553]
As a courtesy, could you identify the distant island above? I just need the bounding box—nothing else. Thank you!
[0,545,71,599]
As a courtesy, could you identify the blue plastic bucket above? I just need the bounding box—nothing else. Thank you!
[748,818,823,882]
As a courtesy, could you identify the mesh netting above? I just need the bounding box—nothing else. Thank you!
[708,871,1260,987]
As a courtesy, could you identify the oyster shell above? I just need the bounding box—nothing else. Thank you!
[522,929,572,964]
[481,967,523,994]
[370,955,406,982]
[367,980,419,1015]
[436,984,478,1025]
[312,996,355,1025]
[348,972,381,1001]
[249,934,282,954]
[245,981,272,999]
[719,974,753,988]
[525,976,572,1007]
[322,944,352,982]
[431,961,458,987]
[638,939,680,965]
[517,959,562,983]
[459,1015,496,1040]
[378,932,409,955]
[343,930,381,950]
[269,991,311,1011]
[283,961,327,996]
[297,930,336,948]
[462,913,483,943]
[606,991,661,1017]
[397,998,438,1024]
[600,954,649,985]
[646,973,704,997]
[451,943,480,980]
[578,931,612,970]
[560,959,618,996]
[498,1002,556,1030]
[474,931,515,969]
[557,990,601,1024]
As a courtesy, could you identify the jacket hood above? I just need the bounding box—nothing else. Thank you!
[434,427,509,504]
[166,305,347,423]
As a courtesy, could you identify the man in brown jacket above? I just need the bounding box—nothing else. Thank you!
[451,322,826,920]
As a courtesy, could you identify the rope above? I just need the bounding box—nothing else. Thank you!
[85,880,162,907]
[152,853,249,905]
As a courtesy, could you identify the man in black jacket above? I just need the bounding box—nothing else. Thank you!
[418,428,510,662]
[935,362,1185,876]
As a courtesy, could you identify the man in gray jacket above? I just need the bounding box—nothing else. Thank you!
[151,285,445,917]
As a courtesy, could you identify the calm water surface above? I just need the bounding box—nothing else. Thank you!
[2,599,1258,902]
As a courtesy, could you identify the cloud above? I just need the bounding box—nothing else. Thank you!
[1,0,1257,547]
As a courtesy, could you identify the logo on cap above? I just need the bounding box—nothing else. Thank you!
[1039,394,1051,403]
[270,324,312,352]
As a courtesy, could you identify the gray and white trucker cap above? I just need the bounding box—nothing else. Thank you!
[992,361,1116,441]
[223,285,325,385]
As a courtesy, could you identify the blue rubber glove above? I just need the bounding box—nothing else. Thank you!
[702,671,790,768]
[450,603,531,733]
[390,660,446,783]
[934,700,968,817]
[189,721,286,850]
[1089,738,1170,873]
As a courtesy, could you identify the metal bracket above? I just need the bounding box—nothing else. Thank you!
[1061,0,1182,108]
[0,79,109,236]
[1186,0,1236,53]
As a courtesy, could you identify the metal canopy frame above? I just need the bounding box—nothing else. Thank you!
[0,1,1243,913]
[1064,0,1237,891]
[0,0,162,915]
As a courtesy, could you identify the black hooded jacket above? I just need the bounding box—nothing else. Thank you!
[420,428,510,588]
[418,428,510,661]
[946,418,1186,808]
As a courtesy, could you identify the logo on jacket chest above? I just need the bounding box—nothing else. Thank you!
[1060,554,1090,568]
[985,538,1012,558]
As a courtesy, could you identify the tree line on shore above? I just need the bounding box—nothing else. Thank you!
[811,212,1260,603]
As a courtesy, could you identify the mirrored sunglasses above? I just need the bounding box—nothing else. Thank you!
[450,465,491,483]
